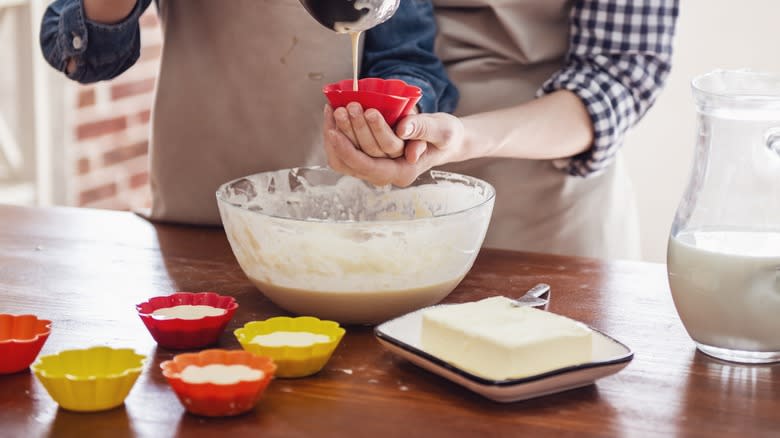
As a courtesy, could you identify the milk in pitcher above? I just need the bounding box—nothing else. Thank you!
[668,230,780,354]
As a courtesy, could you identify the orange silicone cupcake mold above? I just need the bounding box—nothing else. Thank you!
[161,349,276,417]
[0,314,51,374]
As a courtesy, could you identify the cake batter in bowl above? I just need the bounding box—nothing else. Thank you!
[216,166,495,324]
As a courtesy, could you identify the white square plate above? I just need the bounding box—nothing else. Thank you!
[374,305,633,403]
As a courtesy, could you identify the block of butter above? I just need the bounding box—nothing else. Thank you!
[421,296,593,380]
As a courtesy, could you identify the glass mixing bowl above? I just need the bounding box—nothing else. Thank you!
[216,167,495,325]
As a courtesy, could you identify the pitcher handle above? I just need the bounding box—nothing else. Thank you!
[767,127,780,157]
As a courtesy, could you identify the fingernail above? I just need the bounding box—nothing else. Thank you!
[414,147,425,162]
[347,103,361,116]
[402,123,414,138]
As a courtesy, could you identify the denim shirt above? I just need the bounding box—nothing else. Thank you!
[361,0,458,113]
[39,0,459,114]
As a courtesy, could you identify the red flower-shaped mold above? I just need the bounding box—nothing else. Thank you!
[323,78,422,127]
[136,292,238,350]
[0,314,51,374]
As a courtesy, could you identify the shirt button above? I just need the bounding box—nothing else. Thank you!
[72,35,83,50]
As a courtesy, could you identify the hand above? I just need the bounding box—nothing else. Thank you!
[323,105,465,187]
[332,102,407,158]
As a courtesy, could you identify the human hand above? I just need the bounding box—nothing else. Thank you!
[331,102,409,159]
[323,105,465,187]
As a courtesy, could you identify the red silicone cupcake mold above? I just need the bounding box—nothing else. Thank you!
[136,292,238,349]
[323,78,422,127]
[0,314,51,374]
[161,349,276,417]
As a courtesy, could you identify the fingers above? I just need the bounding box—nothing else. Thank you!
[324,107,360,177]
[396,113,464,170]
[325,145,350,175]
[365,109,405,158]
[346,103,385,158]
[333,103,405,159]
[404,140,428,164]
[396,113,453,146]
[324,129,381,184]
[324,105,336,130]
[324,128,421,187]
[333,107,358,146]
[325,104,401,167]
[395,116,421,141]
[322,105,446,188]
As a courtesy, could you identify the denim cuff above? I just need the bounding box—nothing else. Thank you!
[58,0,145,82]
[53,1,86,80]
[387,75,437,114]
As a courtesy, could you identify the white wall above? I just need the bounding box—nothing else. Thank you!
[623,0,780,262]
[0,3,66,206]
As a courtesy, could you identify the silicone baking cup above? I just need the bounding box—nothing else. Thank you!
[136,292,238,349]
[32,346,146,412]
[234,316,345,378]
[323,78,422,127]
[0,314,51,374]
[161,349,276,417]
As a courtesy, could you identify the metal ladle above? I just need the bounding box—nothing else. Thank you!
[298,0,400,33]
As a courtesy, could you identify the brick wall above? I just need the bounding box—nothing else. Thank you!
[68,9,161,210]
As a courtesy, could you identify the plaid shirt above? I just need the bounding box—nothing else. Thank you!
[539,0,679,177]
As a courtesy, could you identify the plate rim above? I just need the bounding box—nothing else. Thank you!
[374,309,634,388]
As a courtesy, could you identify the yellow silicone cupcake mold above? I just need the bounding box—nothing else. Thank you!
[235,316,345,378]
[32,346,146,412]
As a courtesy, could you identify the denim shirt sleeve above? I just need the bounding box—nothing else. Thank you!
[40,0,153,84]
[362,0,458,114]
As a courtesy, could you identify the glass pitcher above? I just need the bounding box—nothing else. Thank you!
[667,70,780,364]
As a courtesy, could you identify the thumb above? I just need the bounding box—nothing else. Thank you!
[396,114,445,144]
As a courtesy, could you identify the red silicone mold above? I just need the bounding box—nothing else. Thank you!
[161,349,276,417]
[0,314,51,374]
[136,292,238,350]
[323,78,422,127]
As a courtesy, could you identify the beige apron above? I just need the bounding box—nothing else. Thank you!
[149,0,640,260]
[434,0,640,259]
[150,0,348,224]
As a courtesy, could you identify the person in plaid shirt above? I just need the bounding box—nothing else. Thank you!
[325,0,679,259]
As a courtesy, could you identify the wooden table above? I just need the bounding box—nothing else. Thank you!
[0,204,778,438]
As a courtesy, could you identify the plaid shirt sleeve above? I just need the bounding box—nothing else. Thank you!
[538,0,679,177]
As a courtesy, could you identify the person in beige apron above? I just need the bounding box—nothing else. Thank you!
[150,0,349,224]
[325,0,679,260]
[41,0,354,224]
